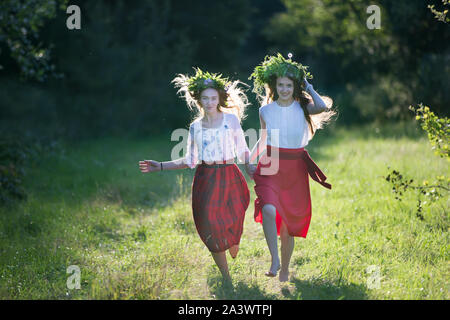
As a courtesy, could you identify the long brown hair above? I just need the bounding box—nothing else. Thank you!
[264,75,335,138]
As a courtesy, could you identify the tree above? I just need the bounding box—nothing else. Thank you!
[262,0,450,123]
[0,0,68,82]
[385,4,449,220]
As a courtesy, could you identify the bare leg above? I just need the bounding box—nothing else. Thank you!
[279,221,294,282]
[262,204,280,276]
[211,251,231,282]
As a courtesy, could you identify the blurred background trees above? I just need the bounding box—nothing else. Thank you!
[0,0,449,141]
[0,0,68,82]
[265,0,449,123]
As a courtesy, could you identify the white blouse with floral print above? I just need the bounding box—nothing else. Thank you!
[184,112,250,168]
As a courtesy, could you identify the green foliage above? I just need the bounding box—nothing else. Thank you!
[1,0,448,138]
[385,105,449,218]
[249,52,312,96]
[264,0,450,122]
[0,0,68,82]
[0,0,253,139]
[0,135,63,206]
[0,139,28,205]
[428,0,450,23]
[385,168,449,220]
[346,76,414,123]
[265,0,393,72]
[384,5,449,221]
[186,68,230,94]
[409,104,449,158]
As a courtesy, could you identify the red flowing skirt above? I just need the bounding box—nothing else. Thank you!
[253,146,331,238]
[192,162,250,252]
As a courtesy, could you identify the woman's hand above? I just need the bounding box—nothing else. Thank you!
[245,163,257,179]
[303,78,313,93]
[139,160,161,173]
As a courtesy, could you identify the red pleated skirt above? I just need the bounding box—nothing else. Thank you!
[253,146,331,238]
[192,162,250,253]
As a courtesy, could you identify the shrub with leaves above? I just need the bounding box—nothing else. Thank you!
[385,104,449,219]
[0,139,30,205]
[0,136,62,206]
[428,0,449,24]
[0,0,68,82]
[385,168,449,220]
[409,104,449,158]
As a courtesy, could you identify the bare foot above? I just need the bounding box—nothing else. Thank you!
[279,270,289,282]
[265,260,281,277]
[229,245,239,259]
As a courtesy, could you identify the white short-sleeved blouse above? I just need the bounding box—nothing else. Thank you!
[259,100,311,149]
[184,112,250,168]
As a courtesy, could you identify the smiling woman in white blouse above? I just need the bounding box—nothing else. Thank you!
[249,53,336,282]
[139,68,255,284]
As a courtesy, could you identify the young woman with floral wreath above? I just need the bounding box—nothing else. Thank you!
[248,53,336,282]
[139,68,254,283]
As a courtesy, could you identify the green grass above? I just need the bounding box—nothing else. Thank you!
[0,123,448,300]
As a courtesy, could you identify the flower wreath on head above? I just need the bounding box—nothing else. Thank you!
[187,67,231,96]
[249,53,313,96]
[173,67,250,120]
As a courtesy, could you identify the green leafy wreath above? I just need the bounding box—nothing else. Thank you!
[249,53,313,95]
[187,68,230,94]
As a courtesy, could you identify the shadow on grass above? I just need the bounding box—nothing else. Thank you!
[207,275,278,300]
[280,277,369,300]
[206,271,369,300]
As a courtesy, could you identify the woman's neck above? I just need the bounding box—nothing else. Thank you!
[276,97,294,107]
[202,111,223,126]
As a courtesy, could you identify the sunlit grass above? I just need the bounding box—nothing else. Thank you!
[0,123,448,299]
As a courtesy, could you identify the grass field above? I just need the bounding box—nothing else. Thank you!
[0,123,448,300]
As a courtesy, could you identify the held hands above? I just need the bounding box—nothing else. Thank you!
[139,160,161,173]
[245,163,257,179]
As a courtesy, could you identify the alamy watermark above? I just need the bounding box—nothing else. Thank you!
[169,127,280,175]
[66,265,81,290]
[366,5,381,30]
[66,5,81,30]
[366,265,381,289]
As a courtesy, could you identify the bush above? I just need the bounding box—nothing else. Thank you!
[0,138,30,205]
[0,134,63,206]
[385,104,449,219]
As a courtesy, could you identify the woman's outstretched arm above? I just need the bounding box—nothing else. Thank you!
[139,158,189,173]
[139,124,198,172]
